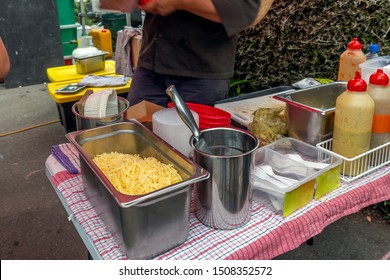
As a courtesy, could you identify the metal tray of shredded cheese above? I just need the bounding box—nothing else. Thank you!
[65,120,209,259]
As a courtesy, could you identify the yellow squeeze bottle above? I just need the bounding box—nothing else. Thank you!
[332,71,374,176]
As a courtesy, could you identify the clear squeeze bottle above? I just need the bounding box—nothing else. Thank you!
[338,38,366,82]
[366,44,380,60]
[367,69,390,148]
[332,71,375,176]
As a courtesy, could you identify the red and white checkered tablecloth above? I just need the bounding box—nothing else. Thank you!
[45,144,390,260]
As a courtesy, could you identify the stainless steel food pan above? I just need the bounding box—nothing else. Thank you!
[73,50,108,74]
[66,121,209,259]
[274,82,347,145]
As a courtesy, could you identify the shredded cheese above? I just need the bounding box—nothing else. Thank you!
[93,152,183,195]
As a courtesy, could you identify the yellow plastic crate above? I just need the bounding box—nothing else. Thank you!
[46,60,116,82]
[47,75,131,104]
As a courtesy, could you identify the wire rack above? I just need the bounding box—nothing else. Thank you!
[316,139,390,182]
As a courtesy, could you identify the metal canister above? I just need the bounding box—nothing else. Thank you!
[72,96,129,130]
[190,127,259,230]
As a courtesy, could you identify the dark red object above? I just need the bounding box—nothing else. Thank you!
[138,0,151,6]
[348,71,367,92]
[369,69,390,86]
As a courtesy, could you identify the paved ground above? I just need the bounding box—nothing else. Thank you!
[0,83,389,260]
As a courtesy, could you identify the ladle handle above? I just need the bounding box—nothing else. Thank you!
[166,85,201,141]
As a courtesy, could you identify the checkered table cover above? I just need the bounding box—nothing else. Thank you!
[46,144,390,260]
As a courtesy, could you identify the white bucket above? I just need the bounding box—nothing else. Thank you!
[152,108,199,157]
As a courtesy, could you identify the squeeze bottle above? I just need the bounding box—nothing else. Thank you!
[332,71,374,176]
[338,38,366,82]
[366,44,380,60]
[367,69,390,148]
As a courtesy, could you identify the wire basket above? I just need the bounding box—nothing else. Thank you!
[316,138,390,182]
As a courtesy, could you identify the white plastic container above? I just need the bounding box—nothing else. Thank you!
[367,69,390,148]
[254,138,342,217]
[359,56,390,84]
[152,108,199,157]
[72,36,99,59]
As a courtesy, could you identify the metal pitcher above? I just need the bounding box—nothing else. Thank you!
[190,127,259,229]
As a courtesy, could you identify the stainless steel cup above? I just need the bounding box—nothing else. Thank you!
[72,96,129,130]
[190,127,259,229]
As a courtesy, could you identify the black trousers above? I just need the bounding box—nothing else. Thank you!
[127,67,230,107]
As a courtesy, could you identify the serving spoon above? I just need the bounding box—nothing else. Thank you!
[254,167,291,189]
[257,164,298,186]
[166,85,213,154]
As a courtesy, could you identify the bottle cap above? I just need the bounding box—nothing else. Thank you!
[369,69,389,86]
[347,38,362,50]
[368,44,380,54]
[347,71,367,92]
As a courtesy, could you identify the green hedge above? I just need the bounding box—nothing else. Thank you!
[234,0,390,91]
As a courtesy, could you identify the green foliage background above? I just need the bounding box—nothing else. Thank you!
[234,0,390,220]
[234,0,390,90]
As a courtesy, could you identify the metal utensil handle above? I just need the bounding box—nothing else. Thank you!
[166,85,201,141]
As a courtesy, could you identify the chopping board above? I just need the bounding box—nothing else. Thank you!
[215,91,293,128]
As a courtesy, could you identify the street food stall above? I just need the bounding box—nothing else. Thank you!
[43,1,390,259]
[44,71,390,259]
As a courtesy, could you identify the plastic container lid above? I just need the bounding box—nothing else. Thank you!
[167,102,231,127]
[347,71,367,92]
[72,36,100,59]
[369,69,390,86]
[368,44,380,54]
[359,56,390,84]
[347,38,363,50]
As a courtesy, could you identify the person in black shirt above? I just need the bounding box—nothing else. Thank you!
[127,0,261,107]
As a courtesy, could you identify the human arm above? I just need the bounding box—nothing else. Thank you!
[0,37,10,79]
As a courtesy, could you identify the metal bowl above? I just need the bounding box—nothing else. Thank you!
[274,82,347,145]
[73,50,108,74]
